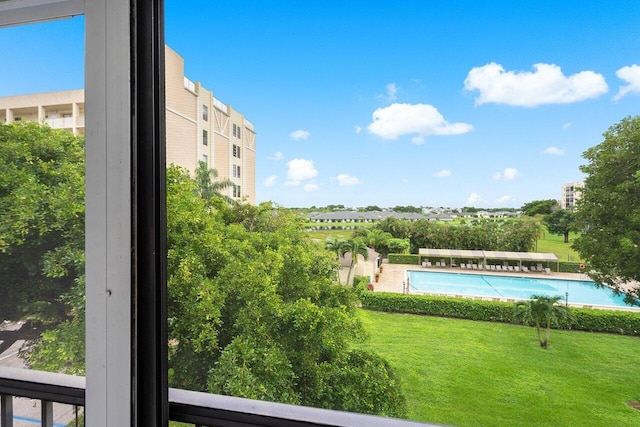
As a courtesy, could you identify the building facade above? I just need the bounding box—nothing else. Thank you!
[0,45,256,204]
[561,181,584,209]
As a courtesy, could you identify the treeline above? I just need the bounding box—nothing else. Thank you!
[367,217,542,253]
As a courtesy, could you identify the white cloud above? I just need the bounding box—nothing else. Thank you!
[541,146,565,156]
[285,158,318,186]
[289,130,310,140]
[433,169,452,178]
[263,175,277,187]
[493,168,519,181]
[503,168,519,181]
[367,103,473,144]
[467,192,484,205]
[385,83,398,101]
[464,62,608,107]
[304,183,319,192]
[332,173,360,186]
[354,125,362,134]
[613,64,640,100]
[268,151,284,161]
[495,195,514,204]
[563,122,572,130]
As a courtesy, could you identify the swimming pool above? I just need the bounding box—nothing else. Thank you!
[406,270,634,308]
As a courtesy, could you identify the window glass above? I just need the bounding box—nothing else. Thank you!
[0,15,86,426]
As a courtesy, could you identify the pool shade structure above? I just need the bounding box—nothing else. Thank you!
[418,248,560,271]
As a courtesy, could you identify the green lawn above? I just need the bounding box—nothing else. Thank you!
[356,309,640,427]
[536,232,583,262]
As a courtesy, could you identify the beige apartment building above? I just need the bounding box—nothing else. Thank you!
[561,181,584,209]
[0,45,256,204]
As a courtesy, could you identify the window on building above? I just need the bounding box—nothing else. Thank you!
[232,123,241,139]
[233,164,241,178]
[203,129,208,146]
[202,104,208,121]
[233,184,241,198]
[233,144,241,158]
[202,154,208,166]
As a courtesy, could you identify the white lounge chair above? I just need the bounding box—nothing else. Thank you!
[507,265,514,272]
[496,265,502,271]
[426,261,432,268]
[472,264,478,270]
[440,259,447,268]
[490,265,496,271]
[522,266,529,273]
[514,266,521,272]
[461,263,467,269]
[545,267,551,275]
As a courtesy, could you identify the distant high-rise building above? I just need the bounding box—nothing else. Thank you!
[561,181,584,209]
[0,45,256,204]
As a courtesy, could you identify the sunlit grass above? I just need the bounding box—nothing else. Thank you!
[356,309,640,427]
[537,232,583,262]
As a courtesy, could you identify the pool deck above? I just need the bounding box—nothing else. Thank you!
[373,261,640,311]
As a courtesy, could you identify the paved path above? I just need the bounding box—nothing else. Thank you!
[0,321,80,427]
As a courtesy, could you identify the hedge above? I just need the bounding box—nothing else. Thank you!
[388,254,420,265]
[359,292,640,336]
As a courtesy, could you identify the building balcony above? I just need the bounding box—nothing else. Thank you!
[0,366,435,427]
[45,117,76,129]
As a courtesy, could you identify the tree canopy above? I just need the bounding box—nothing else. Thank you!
[544,209,576,243]
[0,122,84,322]
[573,116,640,305]
[7,124,407,417]
[521,199,559,216]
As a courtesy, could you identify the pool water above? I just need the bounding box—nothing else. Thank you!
[407,270,633,308]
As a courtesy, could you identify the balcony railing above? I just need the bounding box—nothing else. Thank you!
[0,366,437,427]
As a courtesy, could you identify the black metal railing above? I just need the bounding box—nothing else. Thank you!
[0,366,439,427]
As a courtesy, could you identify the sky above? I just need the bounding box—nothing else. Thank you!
[1,1,639,209]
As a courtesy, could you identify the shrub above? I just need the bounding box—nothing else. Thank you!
[388,254,420,265]
[360,292,640,336]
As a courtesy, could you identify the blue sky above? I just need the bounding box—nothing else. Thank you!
[2,1,639,208]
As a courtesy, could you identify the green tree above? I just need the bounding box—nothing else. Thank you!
[340,238,370,286]
[26,160,407,417]
[194,160,235,204]
[573,116,640,304]
[0,122,84,322]
[521,199,559,216]
[324,239,344,282]
[544,208,576,243]
[514,295,571,349]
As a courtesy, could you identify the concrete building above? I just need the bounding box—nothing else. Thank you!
[0,45,256,204]
[561,181,584,209]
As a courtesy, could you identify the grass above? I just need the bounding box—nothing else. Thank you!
[356,309,640,427]
[536,232,583,262]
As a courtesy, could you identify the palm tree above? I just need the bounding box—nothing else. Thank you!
[365,229,392,254]
[514,295,571,349]
[324,239,345,283]
[194,160,235,204]
[339,238,369,286]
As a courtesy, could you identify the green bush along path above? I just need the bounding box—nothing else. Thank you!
[355,309,640,427]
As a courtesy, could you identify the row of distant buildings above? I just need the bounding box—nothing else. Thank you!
[0,46,256,204]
